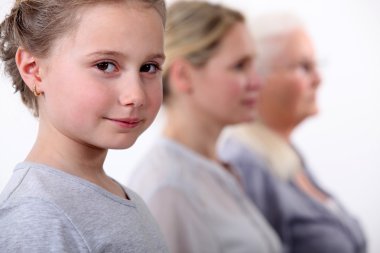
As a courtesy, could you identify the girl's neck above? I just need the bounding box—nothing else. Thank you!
[26,141,127,199]
[27,129,106,173]
[24,124,133,198]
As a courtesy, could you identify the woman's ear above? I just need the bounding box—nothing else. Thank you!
[15,47,43,94]
[168,59,194,94]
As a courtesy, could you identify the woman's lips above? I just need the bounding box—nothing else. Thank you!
[242,97,257,108]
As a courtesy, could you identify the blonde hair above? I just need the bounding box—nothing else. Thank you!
[0,0,166,117]
[163,0,244,102]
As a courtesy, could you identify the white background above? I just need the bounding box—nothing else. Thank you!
[1,0,379,252]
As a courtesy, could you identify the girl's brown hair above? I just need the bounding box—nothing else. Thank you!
[0,0,166,117]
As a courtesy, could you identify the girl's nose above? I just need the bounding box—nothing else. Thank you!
[119,75,145,108]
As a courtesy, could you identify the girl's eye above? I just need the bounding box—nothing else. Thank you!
[96,62,117,73]
[140,63,160,73]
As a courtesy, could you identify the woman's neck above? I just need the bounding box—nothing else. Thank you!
[163,108,223,161]
[258,116,295,141]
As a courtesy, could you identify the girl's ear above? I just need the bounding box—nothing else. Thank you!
[168,58,194,94]
[15,47,43,94]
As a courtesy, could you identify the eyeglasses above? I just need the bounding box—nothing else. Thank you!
[271,59,324,77]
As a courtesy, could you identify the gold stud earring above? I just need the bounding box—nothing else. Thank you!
[33,84,41,96]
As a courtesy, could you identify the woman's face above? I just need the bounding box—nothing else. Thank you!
[37,3,164,150]
[260,28,321,126]
[189,22,261,126]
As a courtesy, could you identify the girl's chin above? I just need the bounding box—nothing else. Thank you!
[107,140,138,150]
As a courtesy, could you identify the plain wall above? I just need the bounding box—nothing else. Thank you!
[1,0,379,252]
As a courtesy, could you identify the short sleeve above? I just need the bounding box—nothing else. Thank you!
[0,198,89,252]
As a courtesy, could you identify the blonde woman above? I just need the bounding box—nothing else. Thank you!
[128,1,281,253]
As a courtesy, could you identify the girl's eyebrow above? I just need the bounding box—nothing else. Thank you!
[148,53,166,63]
[85,50,165,63]
[85,50,126,59]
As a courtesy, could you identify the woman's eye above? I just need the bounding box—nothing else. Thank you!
[140,63,160,73]
[302,62,313,72]
[96,62,117,73]
[233,59,250,71]
[296,61,315,74]
[235,62,245,70]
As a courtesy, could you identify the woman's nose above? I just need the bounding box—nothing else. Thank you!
[311,67,322,88]
[247,68,262,91]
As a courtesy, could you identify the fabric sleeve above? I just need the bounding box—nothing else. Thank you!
[146,186,218,253]
[0,198,89,253]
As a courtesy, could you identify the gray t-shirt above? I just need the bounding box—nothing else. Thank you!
[0,162,168,253]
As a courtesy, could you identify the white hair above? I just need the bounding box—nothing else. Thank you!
[250,12,305,75]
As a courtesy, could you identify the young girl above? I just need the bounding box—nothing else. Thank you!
[128,1,281,252]
[0,0,168,252]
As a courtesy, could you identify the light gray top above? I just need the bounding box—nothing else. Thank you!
[128,137,282,253]
[0,162,168,253]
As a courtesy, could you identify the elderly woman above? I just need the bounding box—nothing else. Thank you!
[218,13,367,253]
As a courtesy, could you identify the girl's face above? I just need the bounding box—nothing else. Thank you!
[38,3,164,150]
[189,22,260,127]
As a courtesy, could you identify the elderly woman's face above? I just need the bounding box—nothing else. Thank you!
[261,28,321,126]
